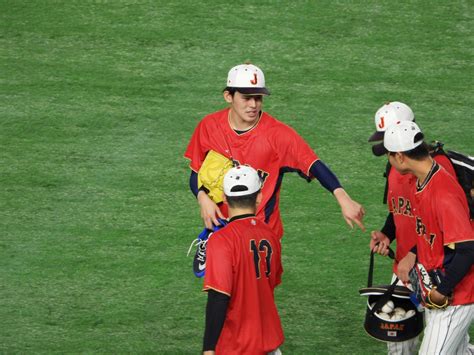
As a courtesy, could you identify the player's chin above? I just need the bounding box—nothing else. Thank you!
[245,111,259,120]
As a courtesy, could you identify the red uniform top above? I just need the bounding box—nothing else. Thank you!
[411,164,474,305]
[203,215,284,354]
[387,154,456,273]
[184,108,319,238]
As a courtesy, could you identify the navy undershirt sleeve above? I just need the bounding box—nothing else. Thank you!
[437,241,474,296]
[309,160,342,193]
[381,213,396,242]
[203,289,230,351]
[190,170,199,197]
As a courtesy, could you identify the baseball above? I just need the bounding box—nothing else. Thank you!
[377,312,391,320]
[393,307,406,317]
[405,310,416,319]
[391,313,403,321]
[381,300,394,314]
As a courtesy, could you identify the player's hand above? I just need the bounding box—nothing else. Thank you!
[396,251,417,283]
[370,231,391,256]
[197,190,225,229]
[333,188,366,231]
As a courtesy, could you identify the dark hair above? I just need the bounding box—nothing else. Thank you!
[223,87,268,96]
[389,138,430,161]
[223,87,237,96]
[226,190,259,209]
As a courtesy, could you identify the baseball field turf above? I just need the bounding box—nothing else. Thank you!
[1,1,472,353]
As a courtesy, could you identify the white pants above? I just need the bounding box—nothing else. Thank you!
[386,274,419,355]
[268,348,282,355]
[387,336,419,355]
[419,303,474,355]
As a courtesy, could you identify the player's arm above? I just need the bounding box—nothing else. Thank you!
[309,160,366,231]
[380,212,395,242]
[432,240,474,303]
[431,189,474,303]
[203,289,230,354]
[190,170,225,229]
[309,160,342,192]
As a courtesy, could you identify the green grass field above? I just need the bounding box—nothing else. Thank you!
[1,1,472,353]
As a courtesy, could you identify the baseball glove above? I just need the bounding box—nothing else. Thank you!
[408,263,448,310]
[198,150,233,204]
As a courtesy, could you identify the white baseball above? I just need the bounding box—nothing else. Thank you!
[404,310,416,319]
[381,300,394,314]
[391,313,403,321]
[393,307,406,317]
[377,312,391,320]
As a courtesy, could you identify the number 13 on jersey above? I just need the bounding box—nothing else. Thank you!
[250,239,273,278]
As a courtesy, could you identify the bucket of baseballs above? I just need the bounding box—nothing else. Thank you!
[364,294,423,342]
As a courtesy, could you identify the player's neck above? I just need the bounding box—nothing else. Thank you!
[412,157,435,186]
[228,207,257,219]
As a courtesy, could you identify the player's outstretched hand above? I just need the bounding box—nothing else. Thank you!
[334,188,366,231]
[396,251,417,283]
[370,231,391,256]
[197,191,225,229]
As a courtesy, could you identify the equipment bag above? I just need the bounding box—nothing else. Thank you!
[430,142,474,219]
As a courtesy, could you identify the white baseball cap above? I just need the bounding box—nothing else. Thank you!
[224,165,262,197]
[368,101,415,142]
[226,64,270,95]
[383,121,424,153]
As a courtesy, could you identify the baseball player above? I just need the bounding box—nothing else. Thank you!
[185,63,365,273]
[368,102,457,354]
[202,165,283,354]
[381,121,474,355]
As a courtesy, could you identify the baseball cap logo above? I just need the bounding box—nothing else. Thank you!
[250,73,258,85]
[378,117,385,129]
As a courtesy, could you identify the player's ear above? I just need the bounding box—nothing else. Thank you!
[395,152,405,164]
[223,91,233,104]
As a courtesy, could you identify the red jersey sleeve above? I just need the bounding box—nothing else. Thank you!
[184,119,209,172]
[435,191,473,245]
[203,232,233,296]
[269,122,319,176]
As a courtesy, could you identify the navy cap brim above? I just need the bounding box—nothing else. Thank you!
[372,142,388,157]
[368,131,384,142]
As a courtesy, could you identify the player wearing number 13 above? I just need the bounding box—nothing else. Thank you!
[202,165,283,354]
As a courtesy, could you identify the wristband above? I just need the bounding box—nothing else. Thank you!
[427,287,449,309]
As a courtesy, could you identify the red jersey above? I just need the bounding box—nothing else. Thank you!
[203,215,284,354]
[387,154,456,273]
[184,108,319,238]
[411,164,474,305]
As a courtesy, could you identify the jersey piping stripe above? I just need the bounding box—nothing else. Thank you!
[416,163,440,193]
[202,285,231,297]
[227,109,263,136]
[307,158,320,177]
